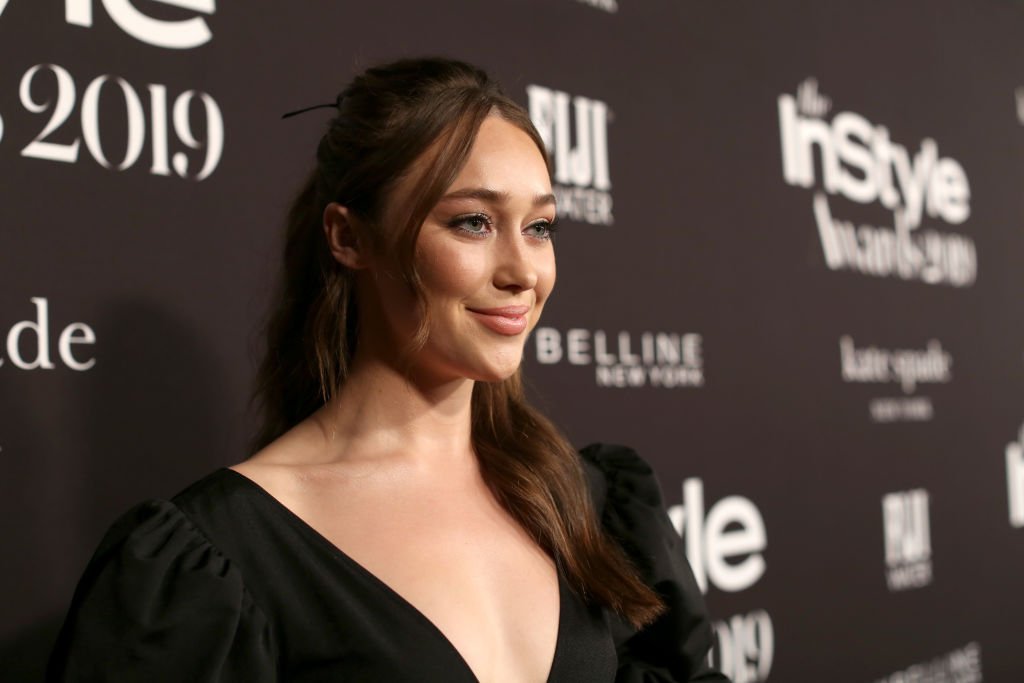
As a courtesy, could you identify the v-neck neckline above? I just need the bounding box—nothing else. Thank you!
[219,467,566,683]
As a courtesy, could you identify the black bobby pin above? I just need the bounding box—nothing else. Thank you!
[281,94,344,120]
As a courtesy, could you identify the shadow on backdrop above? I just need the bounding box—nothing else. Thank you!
[2,297,235,681]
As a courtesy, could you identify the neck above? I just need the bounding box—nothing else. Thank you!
[311,350,477,469]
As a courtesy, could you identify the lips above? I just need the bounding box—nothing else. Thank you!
[467,305,530,316]
[466,305,530,335]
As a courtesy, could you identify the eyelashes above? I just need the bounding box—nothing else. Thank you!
[447,212,560,240]
[447,214,491,236]
[534,216,560,239]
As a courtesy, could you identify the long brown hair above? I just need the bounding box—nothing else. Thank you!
[249,57,664,628]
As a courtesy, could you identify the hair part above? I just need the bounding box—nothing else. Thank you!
[248,56,664,628]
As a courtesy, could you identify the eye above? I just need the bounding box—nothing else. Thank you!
[525,217,559,240]
[448,213,493,237]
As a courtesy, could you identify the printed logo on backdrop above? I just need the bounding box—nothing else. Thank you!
[882,488,932,591]
[1005,423,1024,528]
[668,480,772,682]
[873,642,982,683]
[0,1,223,179]
[573,0,618,13]
[0,0,216,49]
[1,298,96,371]
[526,85,614,225]
[778,78,977,287]
[532,328,703,388]
[839,336,952,422]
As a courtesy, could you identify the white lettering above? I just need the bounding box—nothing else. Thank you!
[526,84,613,226]
[19,64,224,179]
[883,489,931,564]
[882,489,932,591]
[669,478,767,594]
[566,328,590,365]
[840,336,953,392]
[575,0,618,13]
[534,327,561,364]
[3,298,97,371]
[711,610,774,683]
[65,0,216,50]
[617,331,640,365]
[813,193,976,286]
[1006,426,1024,528]
[704,496,768,592]
[779,86,970,228]
[533,328,704,389]
[58,323,96,371]
[6,297,54,370]
[875,642,982,683]
[869,396,933,423]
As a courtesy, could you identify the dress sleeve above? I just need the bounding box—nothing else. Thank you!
[47,500,278,683]
[579,443,731,683]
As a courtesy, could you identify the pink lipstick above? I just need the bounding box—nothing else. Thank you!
[466,305,529,335]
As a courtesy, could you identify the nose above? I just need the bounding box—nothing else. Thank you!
[493,231,539,292]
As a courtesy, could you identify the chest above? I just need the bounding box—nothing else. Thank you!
[205,468,621,682]
[288,477,563,682]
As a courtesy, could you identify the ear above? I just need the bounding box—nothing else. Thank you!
[323,203,370,269]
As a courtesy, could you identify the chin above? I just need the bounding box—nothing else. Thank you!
[471,365,520,384]
[469,354,524,383]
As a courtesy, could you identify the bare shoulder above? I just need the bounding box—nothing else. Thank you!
[228,418,328,498]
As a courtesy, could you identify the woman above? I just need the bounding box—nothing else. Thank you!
[48,57,729,682]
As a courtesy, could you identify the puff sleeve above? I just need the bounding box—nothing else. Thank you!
[580,443,731,683]
[47,500,278,682]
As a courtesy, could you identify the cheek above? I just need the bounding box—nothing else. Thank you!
[528,251,556,332]
[536,250,557,303]
[417,242,487,299]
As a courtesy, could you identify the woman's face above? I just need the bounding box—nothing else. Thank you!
[368,115,557,384]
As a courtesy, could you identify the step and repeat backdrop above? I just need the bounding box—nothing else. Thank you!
[2,1,1022,681]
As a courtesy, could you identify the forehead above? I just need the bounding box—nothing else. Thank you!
[391,114,552,211]
[449,115,551,193]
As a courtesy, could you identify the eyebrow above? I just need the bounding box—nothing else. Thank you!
[440,187,556,208]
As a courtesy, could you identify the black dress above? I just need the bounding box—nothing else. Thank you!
[48,443,729,682]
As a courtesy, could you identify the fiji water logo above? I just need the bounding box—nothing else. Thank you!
[526,85,613,225]
[882,488,932,591]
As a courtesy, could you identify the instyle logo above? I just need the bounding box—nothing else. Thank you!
[882,488,932,591]
[526,85,613,225]
[668,479,772,682]
[779,78,976,287]
[668,478,766,594]
[710,611,773,683]
[1,3,224,178]
[873,641,982,683]
[15,64,224,179]
[1,297,96,371]
[67,0,215,49]
[0,0,216,49]
[1005,423,1024,528]
[533,327,703,388]
[840,336,952,422]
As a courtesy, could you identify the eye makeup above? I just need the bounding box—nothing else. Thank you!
[446,212,559,240]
